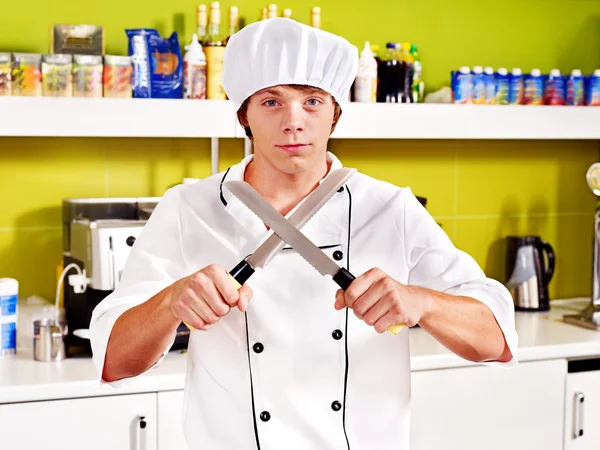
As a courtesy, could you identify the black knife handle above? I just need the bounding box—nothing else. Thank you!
[229,260,255,288]
[333,267,355,291]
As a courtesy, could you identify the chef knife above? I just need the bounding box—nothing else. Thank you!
[227,167,356,287]
[224,180,405,335]
[184,168,356,331]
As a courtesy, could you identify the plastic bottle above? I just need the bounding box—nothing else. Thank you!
[524,69,543,105]
[378,43,402,103]
[566,69,585,106]
[483,67,496,104]
[495,68,510,105]
[410,44,422,103]
[472,66,485,104]
[508,68,524,105]
[587,69,600,106]
[544,69,565,105]
[0,278,18,357]
[453,66,473,104]
[183,34,207,99]
[354,41,378,103]
[400,42,414,103]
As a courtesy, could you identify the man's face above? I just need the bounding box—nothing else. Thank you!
[245,85,336,175]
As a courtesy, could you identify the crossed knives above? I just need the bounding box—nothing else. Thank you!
[190,168,404,335]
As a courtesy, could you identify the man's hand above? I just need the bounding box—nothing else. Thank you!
[168,264,254,331]
[334,268,432,333]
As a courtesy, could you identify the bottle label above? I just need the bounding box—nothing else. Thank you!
[587,76,600,106]
[453,72,473,104]
[1,294,17,316]
[0,294,17,356]
[1,323,16,355]
[483,74,496,104]
[508,76,524,105]
[205,46,226,100]
[355,75,377,102]
[566,78,584,106]
[472,74,485,104]
[544,77,565,105]
[184,61,207,99]
[524,77,543,105]
[495,76,510,105]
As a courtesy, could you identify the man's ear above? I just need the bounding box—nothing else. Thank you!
[237,100,253,139]
[330,102,343,135]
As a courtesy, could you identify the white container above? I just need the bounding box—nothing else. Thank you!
[354,41,378,103]
[0,278,18,357]
[183,34,207,100]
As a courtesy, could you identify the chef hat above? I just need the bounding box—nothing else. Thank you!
[222,18,359,111]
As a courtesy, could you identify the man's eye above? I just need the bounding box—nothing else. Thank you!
[306,98,321,106]
[264,100,278,107]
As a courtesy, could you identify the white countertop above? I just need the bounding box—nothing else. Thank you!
[2,298,600,405]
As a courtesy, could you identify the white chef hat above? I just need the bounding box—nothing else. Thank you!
[222,18,359,111]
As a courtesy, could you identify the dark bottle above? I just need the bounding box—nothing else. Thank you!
[378,43,402,103]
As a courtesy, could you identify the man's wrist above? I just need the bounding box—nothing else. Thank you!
[415,286,437,326]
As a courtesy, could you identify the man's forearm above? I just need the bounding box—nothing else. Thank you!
[102,285,181,382]
[418,289,513,363]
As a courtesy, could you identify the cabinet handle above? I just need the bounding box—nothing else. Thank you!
[573,392,585,439]
[137,415,147,450]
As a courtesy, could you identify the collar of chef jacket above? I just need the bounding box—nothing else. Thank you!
[219,151,345,242]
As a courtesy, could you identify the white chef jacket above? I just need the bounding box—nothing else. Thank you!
[90,152,518,450]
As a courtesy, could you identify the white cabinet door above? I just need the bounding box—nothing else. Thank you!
[410,359,566,450]
[158,390,188,450]
[564,369,600,449]
[0,393,157,450]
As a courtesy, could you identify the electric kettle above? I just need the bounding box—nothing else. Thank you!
[505,235,555,311]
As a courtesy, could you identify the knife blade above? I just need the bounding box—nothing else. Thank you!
[228,167,356,286]
[224,179,405,335]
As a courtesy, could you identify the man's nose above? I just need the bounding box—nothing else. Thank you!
[281,104,305,134]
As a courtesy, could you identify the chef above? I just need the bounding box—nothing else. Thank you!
[90,18,518,450]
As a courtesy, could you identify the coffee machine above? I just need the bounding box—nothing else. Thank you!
[564,163,600,329]
[62,197,190,355]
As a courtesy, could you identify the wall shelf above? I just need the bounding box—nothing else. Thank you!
[330,103,600,140]
[1,97,599,140]
[0,97,237,138]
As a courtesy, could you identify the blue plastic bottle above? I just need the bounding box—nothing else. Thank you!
[544,69,565,105]
[508,68,524,105]
[586,69,600,106]
[472,66,485,104]
[524,69,544,105]
[566,69,585,106]
[483,67,495,104]
[453,66,473,104]
[495,68,510,105]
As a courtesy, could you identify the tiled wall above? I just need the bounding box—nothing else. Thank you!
[0,137,597,302]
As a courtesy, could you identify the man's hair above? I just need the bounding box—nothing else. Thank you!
[236,84,343,140]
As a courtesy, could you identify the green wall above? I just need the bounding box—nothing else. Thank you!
[3,0,600,89]
[0,0,599,302]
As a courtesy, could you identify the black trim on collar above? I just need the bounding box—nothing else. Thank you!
[342,184,353,450]
[219,167,232,207]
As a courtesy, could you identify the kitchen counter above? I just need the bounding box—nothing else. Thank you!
[2,297,600,404]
